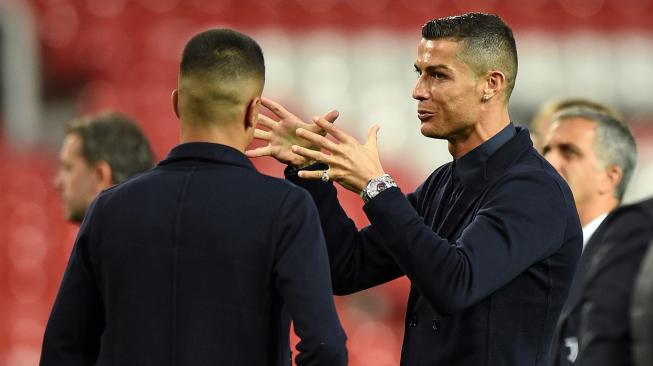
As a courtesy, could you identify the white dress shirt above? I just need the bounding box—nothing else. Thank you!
[582,213,609,250]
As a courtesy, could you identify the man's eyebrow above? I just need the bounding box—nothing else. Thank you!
[559,143,581,152]
[414,64,453,72]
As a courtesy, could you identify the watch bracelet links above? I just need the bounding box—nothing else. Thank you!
[361,173,397,203]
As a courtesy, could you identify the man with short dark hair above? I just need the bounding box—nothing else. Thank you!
[41,28,347,366]
[542,105,638,365]
[249,13,581,365]
[54,112,154,222]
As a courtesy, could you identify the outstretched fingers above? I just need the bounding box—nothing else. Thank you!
[245,145,274,158]
[366,125,380,147]
[313,117,355,144]
[291,145,333,165]
[297,169,328,181]
[257,114,278,129]
[253,129,271,141]
[261,97,292,119]
[296,128,340,152]
[323,110,340,124]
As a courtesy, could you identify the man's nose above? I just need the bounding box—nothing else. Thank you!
[412,78,428,101]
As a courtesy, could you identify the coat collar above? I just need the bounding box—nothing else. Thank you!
[455,125,530,190]
[431,125,531,240]
[158,142,255,170]
[454,123,516,185]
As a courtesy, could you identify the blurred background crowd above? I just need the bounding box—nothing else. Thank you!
[0,0,652,365]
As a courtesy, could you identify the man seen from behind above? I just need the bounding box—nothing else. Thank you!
[40,29,347,366]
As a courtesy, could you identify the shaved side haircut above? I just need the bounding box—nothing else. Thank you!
[421,13,518,101]
[178,29,265,124]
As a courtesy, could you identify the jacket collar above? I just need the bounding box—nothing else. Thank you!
[158,142,255,170]
[455,125,531,190]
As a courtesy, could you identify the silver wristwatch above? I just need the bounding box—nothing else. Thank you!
[361,174,397,203]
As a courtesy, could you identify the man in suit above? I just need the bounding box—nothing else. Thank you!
[40,29,347,366]
[248,13,581,365]
[577,197,653,366]
[631,203,653,366]
[54,112,154,223]
[542,106,637,365]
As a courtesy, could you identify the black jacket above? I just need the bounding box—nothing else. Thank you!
[289,127,582,365]
[550,211,614,366]
[576,198,653,366]
[40,143,347,366]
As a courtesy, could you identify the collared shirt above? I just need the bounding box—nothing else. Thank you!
[447,123,516,204]
[582,213,609,249]
[454,123,517,184]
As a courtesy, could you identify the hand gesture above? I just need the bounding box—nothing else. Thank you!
[291,116,386,194]
[245,97,338,167]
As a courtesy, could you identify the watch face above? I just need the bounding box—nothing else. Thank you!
[376,182,387,191]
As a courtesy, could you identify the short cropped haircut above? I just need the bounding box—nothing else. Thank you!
[66,112,155,184]
[553,98,622,120]
[553,107,637,201]
[421,13,518,100]
[180,28,265,85]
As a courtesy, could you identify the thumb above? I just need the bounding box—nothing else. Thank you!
[366,125,380,147]
[323,110,339,124]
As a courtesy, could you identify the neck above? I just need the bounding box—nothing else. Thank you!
[179,122,248,153]
[448,105,511,160]
[577,196,619,227]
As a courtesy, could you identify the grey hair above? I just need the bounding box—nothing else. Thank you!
[553,107,637,201]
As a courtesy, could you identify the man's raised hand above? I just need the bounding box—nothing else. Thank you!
[245,97,338,167]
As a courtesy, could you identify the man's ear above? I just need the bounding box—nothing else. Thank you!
[245,96,261,130]
[600,164,624,197]
[481,70,506,102]
[172,89,180,118]
[93,160,114,192]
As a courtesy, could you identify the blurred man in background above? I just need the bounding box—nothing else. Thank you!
[41,28,347,366]
[542,105,637,365]
[249,13,581,365]
[54,112,155,223]
[575,196,653,366]
[530,98,621,152]
[631,211,653,366]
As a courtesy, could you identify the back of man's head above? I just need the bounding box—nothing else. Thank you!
[66,112,154,184]
[177,29,265,127]
[553,107,637,201]
[421,13,518,102]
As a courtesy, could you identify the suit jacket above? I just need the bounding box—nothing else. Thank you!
[288,127,582,365]
[550,212,615,366]
[40,143,347,366]
[575,197,653,366]
[631,212,653,366]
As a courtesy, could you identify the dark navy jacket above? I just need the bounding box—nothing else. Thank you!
[288,126,582,365]
[552,198,653,366]
[576,198,653,366]
[550,212,615,366]
[40,143,347,366]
